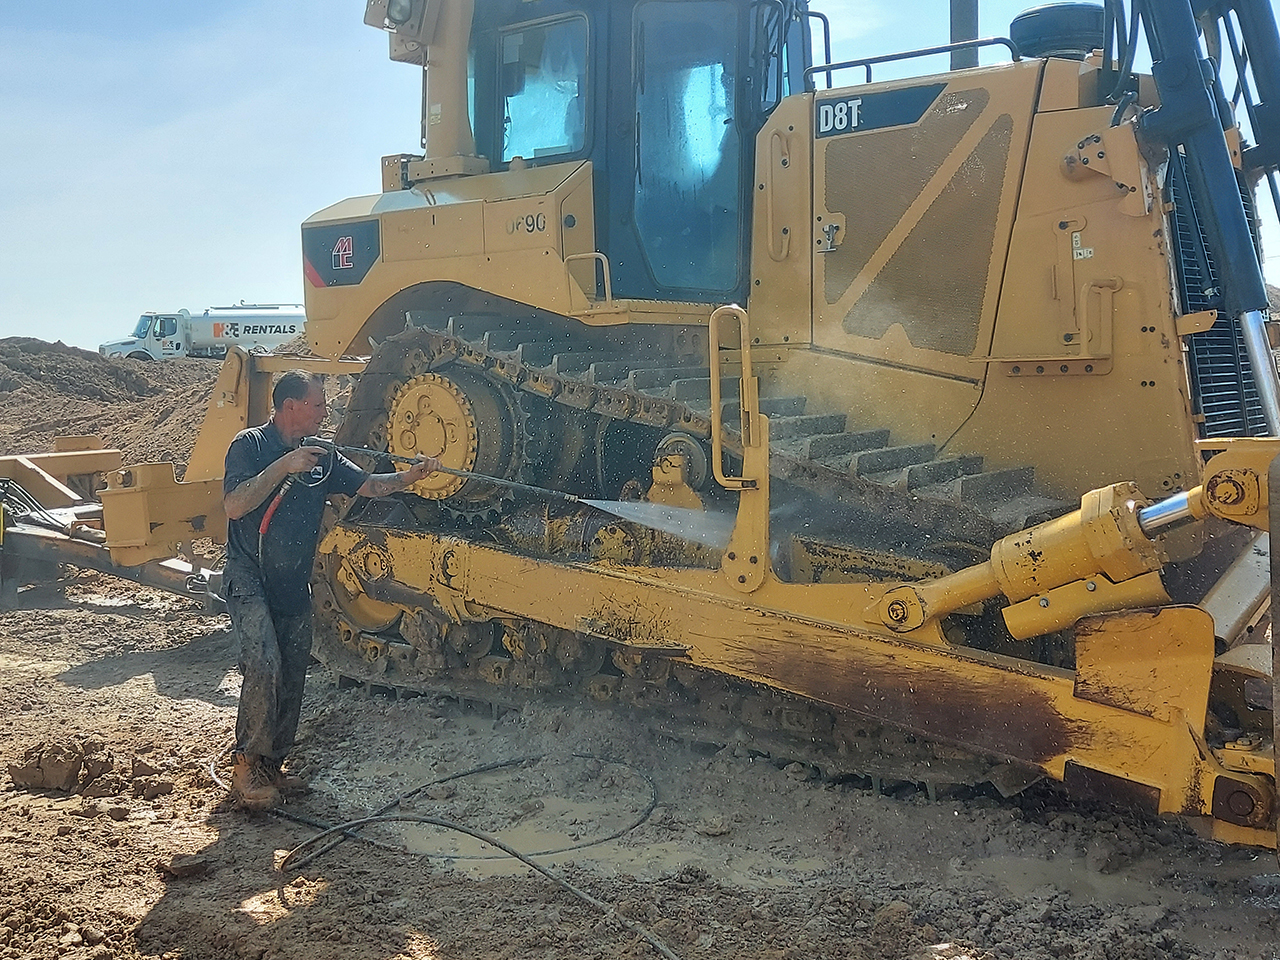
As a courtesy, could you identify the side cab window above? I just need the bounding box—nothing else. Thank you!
[499,16,590,162]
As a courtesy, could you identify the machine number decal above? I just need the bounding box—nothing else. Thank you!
[815,83,947,139]
[816,98,862,136]
[508,212,548,235]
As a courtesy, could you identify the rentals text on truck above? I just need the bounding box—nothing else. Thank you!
[98,303,306,360]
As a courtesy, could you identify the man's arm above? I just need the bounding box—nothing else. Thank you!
[355,457,440,498]
[224,447,324,521]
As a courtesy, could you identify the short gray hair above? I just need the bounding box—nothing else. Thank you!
[272,370,324,410]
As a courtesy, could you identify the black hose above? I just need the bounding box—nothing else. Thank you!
[207,746,679,958]
[280,812,684,960]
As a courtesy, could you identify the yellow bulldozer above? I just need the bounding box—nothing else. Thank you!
[4,0,1280,849]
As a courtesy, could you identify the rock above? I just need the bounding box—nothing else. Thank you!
[158,854,210,878]
[696,815,731,837]
[81,774,128,799]
[79,752,116,788]
[1085,836,1129,874]
[131,758,162,778]
[133,777,174,800]
[81,925,106,945]
[7,742,82,792]
[783,762,812,781]
[105,805,130,821]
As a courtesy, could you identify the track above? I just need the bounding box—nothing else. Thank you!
[304,313,1071,792]
[339,316,1067,544]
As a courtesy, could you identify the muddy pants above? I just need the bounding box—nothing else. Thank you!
[226,586,313,762]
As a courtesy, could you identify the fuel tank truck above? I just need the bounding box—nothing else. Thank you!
[201,0,1280,845]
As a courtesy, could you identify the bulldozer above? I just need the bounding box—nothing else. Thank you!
[4,0,1280,848]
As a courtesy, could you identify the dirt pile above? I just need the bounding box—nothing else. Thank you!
[0,339,219,471]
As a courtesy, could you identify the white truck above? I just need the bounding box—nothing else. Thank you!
[98,304,306,360]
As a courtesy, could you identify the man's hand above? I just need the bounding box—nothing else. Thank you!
[283,445,326,475]
[402,456,442,484]
[356,455,442,499]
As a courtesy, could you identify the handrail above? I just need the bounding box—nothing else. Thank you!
[564,252,613,307]
[708,304,759,490]
[805,36,1021,91]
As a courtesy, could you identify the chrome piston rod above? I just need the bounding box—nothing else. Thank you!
[1137,491,1197,536]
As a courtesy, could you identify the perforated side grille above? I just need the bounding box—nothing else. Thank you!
[1170,155,1270,438]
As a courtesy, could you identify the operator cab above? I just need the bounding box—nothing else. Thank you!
[468,0,811,306]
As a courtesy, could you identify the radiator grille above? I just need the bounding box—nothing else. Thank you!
[1170,155,1270,438]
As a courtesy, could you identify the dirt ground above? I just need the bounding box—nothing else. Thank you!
[3,337,1280,960]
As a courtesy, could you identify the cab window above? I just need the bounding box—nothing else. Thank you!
[633,0,742,292]
[133,316,153,339]
[500,16,589,162]
[157,316,177,338]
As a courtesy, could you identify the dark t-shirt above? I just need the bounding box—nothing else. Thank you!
[223,423,366,614]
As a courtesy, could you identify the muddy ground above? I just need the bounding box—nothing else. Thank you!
[2,338,1280,960]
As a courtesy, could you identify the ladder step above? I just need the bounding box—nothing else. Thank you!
[805,430,891,459]
[958,466,1036,503]
[851,444,937,476]
[768,414,849,439]
[629,367,709,391]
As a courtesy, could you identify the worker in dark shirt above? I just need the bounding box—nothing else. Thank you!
[222,369,439,809]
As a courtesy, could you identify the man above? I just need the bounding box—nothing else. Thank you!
[222,369,439,809]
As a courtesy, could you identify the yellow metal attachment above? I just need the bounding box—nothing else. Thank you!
[876,482,1169,639]
[387,373,479,498]
[648,455,703,510]
[707,304,771,593]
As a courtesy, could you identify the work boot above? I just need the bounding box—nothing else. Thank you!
[263,757,308,795]
[230,753,281,810]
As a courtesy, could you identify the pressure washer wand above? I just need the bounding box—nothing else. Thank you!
[302,437,583,505]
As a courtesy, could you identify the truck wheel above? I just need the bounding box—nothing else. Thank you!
[126,352,152,361]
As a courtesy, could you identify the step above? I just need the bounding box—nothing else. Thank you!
[916,466,1036,505]
[719,396,808,421]
[406,310,451,331]
[850,443,937,476]
[584,361,635,384]
[958,466,1036,503]
[768,414,848,440]
[865,455,984,490]
[481,330,523,352]
[671,377,739,403]
[804,429,891,460]
[989,493,1070,530]
[629,367,709,392]
[549,351,618,375]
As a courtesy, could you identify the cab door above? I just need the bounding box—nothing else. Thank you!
[156,316,184,358]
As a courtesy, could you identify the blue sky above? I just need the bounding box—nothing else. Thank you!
[1,0,1277,351]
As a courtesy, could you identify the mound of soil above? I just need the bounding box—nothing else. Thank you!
[0,339,220,472]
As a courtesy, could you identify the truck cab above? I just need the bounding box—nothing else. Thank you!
[100,311,193,361]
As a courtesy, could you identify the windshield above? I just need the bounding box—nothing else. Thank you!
[132,315,153,339]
